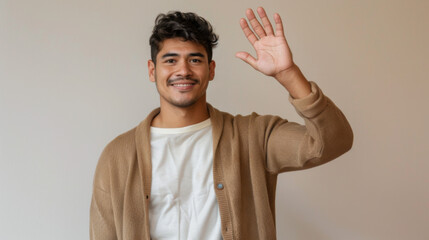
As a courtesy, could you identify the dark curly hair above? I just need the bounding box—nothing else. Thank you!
[149,11,219,64]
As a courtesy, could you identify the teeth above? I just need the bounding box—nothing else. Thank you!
[174,84,193,87]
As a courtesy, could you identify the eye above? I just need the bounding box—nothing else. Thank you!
[164,59,176,64]
[190,58,202,63]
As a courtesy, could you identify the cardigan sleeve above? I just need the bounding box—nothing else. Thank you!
[264,81,353,173]
[90,146,118,240]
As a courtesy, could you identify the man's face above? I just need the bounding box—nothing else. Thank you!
[148,38,215,109]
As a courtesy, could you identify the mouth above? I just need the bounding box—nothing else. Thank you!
[169,82,197,91]
[168,78,199,91]
[170,83,196,87]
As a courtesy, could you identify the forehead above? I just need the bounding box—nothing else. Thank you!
[157,38,207,57]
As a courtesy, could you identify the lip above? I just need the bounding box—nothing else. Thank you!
[168,80,198,91]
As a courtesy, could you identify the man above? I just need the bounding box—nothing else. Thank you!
[90,7,353,240]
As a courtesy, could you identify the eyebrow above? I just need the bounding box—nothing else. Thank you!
[189,53,205,58]
[161,52,205,59]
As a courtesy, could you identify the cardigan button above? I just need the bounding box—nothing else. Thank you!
[217,183,224,190]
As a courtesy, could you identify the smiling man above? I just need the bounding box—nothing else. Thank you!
[148,38,215,128]
[90,7,353,240]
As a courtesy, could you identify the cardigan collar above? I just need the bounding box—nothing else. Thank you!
[134,103,224,199]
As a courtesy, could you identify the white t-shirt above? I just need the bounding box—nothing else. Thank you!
[149,119,222,240]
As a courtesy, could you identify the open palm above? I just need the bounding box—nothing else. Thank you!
[236,7,294,77]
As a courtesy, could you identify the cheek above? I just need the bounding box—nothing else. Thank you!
[157,68,173,79]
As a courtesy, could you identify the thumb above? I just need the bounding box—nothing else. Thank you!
[236,52,257,69]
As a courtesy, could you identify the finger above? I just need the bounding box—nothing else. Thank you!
[274,13,285,37]
[235,51,258,69]
[240,18,258,45]
[246,8,266,38]
[257,7,274,36]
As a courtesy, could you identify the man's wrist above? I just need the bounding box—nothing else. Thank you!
[275,64,312,99]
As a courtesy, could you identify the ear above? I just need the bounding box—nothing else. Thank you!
[148,60,156,82]
[209,60,216,81]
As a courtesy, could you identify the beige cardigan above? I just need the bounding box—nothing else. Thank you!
[90,82,353,240]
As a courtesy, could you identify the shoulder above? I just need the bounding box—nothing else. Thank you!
[211,105,288,133]
[101,127,137,158]
[93,127,139,189]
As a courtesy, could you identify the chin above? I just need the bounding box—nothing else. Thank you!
[167,98,199,108]
[161,93,206,109]
[174,101,199,108]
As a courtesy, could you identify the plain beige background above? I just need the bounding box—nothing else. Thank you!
[1,0,428,239]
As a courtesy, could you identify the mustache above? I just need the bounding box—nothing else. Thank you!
[167,77,199,85]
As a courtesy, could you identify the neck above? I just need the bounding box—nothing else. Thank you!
[151,100,210,128]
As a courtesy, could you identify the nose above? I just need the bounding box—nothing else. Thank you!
[175,60,192,77]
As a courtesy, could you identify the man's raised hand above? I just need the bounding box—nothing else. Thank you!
[236,7,311,99]
[235,7,294,78]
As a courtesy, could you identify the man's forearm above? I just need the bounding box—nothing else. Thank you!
[274,64,312,99]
